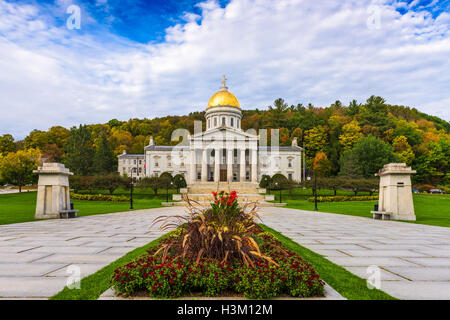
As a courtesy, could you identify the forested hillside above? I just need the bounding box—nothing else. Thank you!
[0,96,448,186]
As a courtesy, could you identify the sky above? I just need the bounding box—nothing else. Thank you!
[0,0,449,139]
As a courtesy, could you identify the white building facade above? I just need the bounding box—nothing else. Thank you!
[120,77,303,186]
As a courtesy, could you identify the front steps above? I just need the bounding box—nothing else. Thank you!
[163,181,284,207]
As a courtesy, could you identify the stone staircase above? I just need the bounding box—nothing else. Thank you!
[168,182,278,207]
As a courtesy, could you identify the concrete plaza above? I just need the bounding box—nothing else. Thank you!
[259,207,450,300]
[0,206,448,299]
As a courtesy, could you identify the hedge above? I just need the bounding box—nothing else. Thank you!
[70,193,130,202]
[308,195,379,202]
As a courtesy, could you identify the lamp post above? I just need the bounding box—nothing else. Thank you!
[275,182,282,204]
[313,170,318,211]
[166,181,173,203]
[307,174,318,211]
[130,167,135,210]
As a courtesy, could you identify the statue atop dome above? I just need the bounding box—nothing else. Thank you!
[219,75,228,91]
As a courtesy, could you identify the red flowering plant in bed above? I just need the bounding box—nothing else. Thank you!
[111,191,325,299]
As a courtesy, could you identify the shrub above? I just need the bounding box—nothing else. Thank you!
[173,174,187,192]
[70,193,129,202]
[308,195,379,202]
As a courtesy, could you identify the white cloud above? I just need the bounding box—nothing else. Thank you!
[0,0,449,139]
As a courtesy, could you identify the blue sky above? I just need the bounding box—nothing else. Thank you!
[0,0,449,138]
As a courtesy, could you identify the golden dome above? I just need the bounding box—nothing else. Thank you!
[206,75,240,109]
[207,90,240,109]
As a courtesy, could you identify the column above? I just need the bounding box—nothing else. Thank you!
[190,149,196,184]
[227,149,233,182]
[240,148,246,182]
[201,149,207,182]
[214,148,220,182]
[251,148,257,183]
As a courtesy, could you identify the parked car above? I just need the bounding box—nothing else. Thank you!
[412,189,419,194]
[429,189,446,194]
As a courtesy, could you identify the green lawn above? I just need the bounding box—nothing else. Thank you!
[277,191,450,228]
[0,190,169,225]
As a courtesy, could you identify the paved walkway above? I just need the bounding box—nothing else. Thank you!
[1,206,449,299]
[259,207,450,300]
[0,207,181,299]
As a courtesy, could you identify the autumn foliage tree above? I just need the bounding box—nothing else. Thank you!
[313,151,331,177]
[0,148,41,192]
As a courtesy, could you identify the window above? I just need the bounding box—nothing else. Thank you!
[233,172,237,181]
[231,117,234,127]
[246,171,250,181]
[237,119,240,128]
[134,160,137,165]
[222,117,226,125]
[214,117,217,126]
[139,160,142,165]
[288,159,292,168]
[208,119,210,129]
[288,173,293,180]
[197,172,201,180]
[276,158,280,168]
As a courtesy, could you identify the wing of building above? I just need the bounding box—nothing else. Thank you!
[118,76,304,187]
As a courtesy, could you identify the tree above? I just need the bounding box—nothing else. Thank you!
[0,134,16,155]
[351,135,398,177]
[413,137,450,185]
[173,174,187,193]
[339,120,363,151]
[303,126,328,162]
[259,175,272,189]
[93,133,117,174]
[92,173,126,195]
[394,120,422,146]
[267,98,288,128]
[41,143,63,162]
[139,176,162,195]
[339,150,363,178]
[392,136,414,165]
[269,173,292,192]
[358,96,393,132]
[69,175,94,193]
[0,148,41,192]
[344,99,361,116]
[313,152,331,177]
[63,125,95,176]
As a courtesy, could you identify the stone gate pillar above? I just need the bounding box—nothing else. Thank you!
[376,163,416,221]
[34,163,73,219]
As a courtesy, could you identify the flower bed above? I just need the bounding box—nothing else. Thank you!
[308,195,379,202]
[111,191,324,299]
[70,193,129,202]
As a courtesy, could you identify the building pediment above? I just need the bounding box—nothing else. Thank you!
[191,126,258,141]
